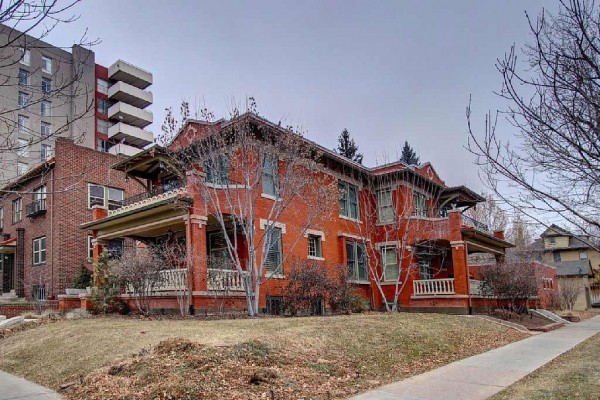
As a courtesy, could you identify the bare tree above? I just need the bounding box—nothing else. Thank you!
[479,262,539,314]
[559,279,583,310]
[0,1,98,187]
[464,193,508,233]
[167,102,335,317]
[467,0,600,240]
[110,247,165,316]
[153,238,190,316]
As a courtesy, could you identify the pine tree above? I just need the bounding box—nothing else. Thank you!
[399,140,420,165]
[335,129,363,164]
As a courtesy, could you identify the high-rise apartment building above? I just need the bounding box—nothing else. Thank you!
[0,24,154,183]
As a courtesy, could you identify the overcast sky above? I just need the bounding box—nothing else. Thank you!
[43,0,559,190]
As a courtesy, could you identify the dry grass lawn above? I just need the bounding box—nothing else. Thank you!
[0,313,526,399]
[491,333,600,400]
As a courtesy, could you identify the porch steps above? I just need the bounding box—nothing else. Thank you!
[530,309,571,324]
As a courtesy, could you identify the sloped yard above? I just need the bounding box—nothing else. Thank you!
[0,313,526,399]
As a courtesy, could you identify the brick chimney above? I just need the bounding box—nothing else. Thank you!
[493,230,505,240]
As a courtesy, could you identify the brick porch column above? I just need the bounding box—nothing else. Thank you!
[187,214,208,293]
[448,210,469,296]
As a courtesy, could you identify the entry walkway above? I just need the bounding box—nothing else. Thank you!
[0,370,60,400]
[352,316,600,400]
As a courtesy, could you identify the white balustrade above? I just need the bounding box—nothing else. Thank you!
[413,278,455,295]
[207,268,245,292]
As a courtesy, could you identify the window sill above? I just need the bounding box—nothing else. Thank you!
[266,273,286,279]
[375,220,396,226]
[348,280,370,285]
[261,193,282,201]
[33,263,46,267]
[307,255,325,261]
[380,281,400,285]
[339,215,362,223]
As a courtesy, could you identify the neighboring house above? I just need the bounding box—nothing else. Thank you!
[76,113,515,314]
[555,259,594,310]
[0,139,143,300]
[539,224,600,281]
[0,24,154,183]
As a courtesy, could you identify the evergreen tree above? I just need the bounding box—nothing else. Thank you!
[399,140,420,165]
[335,129,363,164]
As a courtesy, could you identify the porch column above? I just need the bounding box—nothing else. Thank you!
[92,238,108,287]
[186,214,208,294]
[448,209,469,296]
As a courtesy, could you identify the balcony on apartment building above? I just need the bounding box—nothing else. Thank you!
[108,60,152,89]
[108,101,153,128]
[108,122,154,148]
[25,198,47,218]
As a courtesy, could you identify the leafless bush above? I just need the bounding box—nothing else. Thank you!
[559,279,583,310]
[479,262,538,314]
[283,259,330,316]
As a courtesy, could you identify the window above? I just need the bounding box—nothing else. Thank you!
[41,56,52,74]
[87,235,94,260]
[419,257,433,279]
[41,78,52,94]
[18,91,30,110]
[97,98,110,114]
[40,122,51,139]
[40,144,51,161]
[0,207,3,230]
[264,227,283,274]
[33,237,46,265]
[308,234,322,258]
[97,118,109,134]
[262,156,278,196]
[97,78,109,95]
[579,250,588,260]
[17,138,29,157]
[549,237,556,245]
[377,188,394,223]
[12,198,22,223]
[41,101,51,116]
[17,162,28,176]
[88,184,124,210]
[96,138,111,153]
[108,239,124,259]
[347,241,367,281]
[339,181,359,220]
[382,247,399,281]
[19,47,30,65]
[32,285,46,301]
[18,68,29,85]
[205,156,230,185]
[33,185,46,202]
[17,114,28,133]
[553,252,561,263]
[413,192,428,217]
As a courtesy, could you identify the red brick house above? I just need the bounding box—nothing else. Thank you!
[0,139,142,300]
[76,114,523,315]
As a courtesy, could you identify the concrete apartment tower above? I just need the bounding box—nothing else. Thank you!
[0,24,154,183]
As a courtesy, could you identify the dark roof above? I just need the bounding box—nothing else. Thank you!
[554,259,593,277]
[541,224,573,237]
[0,158,55,194]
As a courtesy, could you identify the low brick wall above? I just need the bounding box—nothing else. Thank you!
[0,301,59,318]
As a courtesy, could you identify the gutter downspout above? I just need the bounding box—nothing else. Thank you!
[50,167,54,297]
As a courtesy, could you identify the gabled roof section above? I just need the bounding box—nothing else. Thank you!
[414,162,445,186]
[0,158,55,194]
[439,185,485,208]
[541,224,573,237]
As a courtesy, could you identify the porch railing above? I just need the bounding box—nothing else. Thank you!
[119,180,184,208]
[207,268,245,292]
[108,182,186,217]
[413,278,455,295]
[461,214,490,233]
[126,268,187,293]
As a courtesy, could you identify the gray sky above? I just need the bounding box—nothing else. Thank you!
[44,0,558,190]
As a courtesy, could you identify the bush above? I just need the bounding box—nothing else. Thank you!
[328,264,361,314]
[284,260,330,315]
[348,293,370,313]
[91,251,121,314]
[71,265,93,289]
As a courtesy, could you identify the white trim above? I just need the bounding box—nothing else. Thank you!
[259,219,286,234]
[339,214,362,224]
[307,255,325,261]
[338,232,370,242]
[304,229,325,241]
[376,240,400,248]
[261,193,282,201]
[348,280,370,285]
[205,183,248,189]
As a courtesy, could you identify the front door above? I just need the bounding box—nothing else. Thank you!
[1,254,15,293]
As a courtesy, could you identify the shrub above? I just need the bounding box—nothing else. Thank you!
[283,259,330,315]
[328,264,360,314]
[91,251,121,314]
[71,265,93,289]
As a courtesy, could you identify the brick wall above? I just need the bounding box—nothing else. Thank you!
[0,301,59,318]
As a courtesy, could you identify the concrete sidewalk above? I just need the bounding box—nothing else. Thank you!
[0,370,60,400]
[352,316,600,400]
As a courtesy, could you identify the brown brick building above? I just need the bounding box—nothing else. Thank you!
[0,138,143,300]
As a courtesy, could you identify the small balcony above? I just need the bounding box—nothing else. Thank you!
[108,101,153,128]
[26,199,47,217]
[461,214,490,234]
[108,122,154,148]
[108,81,153,109]
[108,181,186,217]
[108,60,152,89]
[108,143,144,157]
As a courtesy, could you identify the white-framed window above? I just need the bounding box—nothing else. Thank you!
[413,192,428,218]
[19,47,30,65]
[33,185,47,202]
[41,78,52,94]
[96,138,111,153]
[33,236,46,265]
[97,118,109,134]
[32,284,46,301]
[381,246,399,281]
[17,138,29,157]
[97,78,109,95]
[419,257,433,279]
[88,184,124,210]
[339,180,359,220]
[549,237,556,245]
[18,91,30,110]
[18,114,28,133]
[40,122,51,139]
[579,250,588,260]
[97,98,110,114]
[0,206,4,229]
[347,241,367,281]
[12,198,22,223]
[18,68,29,85]
[262,155,278,196]
[308,234,322,258]
[40,144,51,161]
[377,188,394,223]
[41,56,52,74]
[87,235,94,260]
[41,100,51,116]
[205,155,230,185]
[264,227,283,274]
[17,162,28,176]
